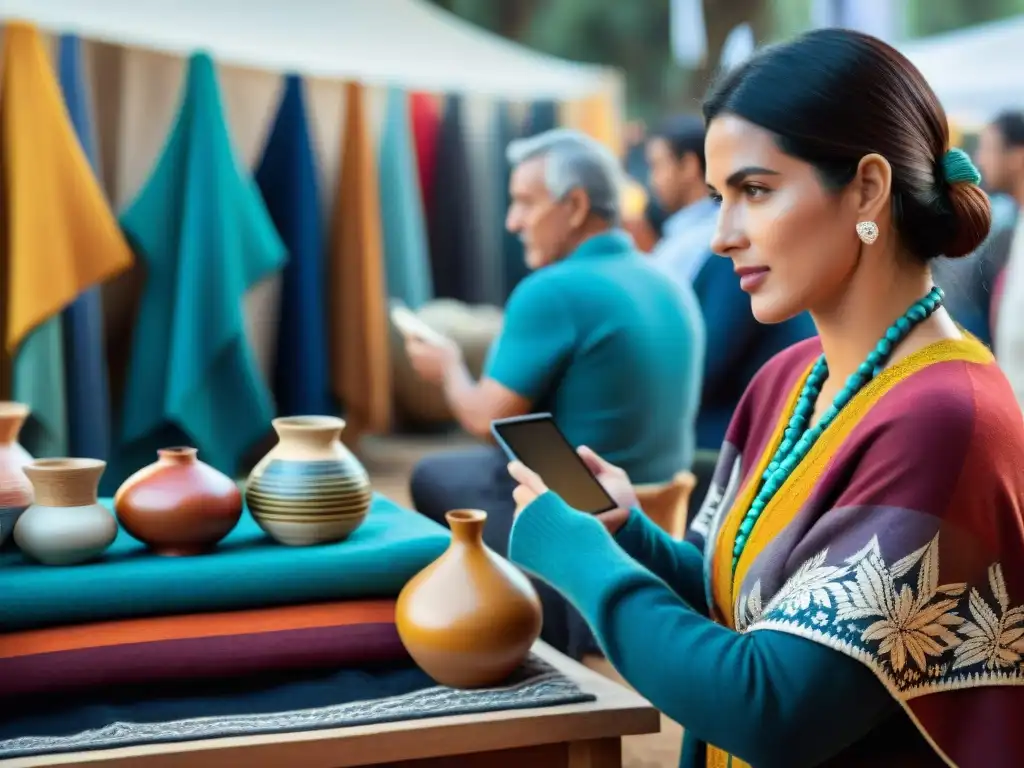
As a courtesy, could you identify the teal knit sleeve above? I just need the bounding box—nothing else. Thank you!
[510,492,896,768]
[614,509,708,615]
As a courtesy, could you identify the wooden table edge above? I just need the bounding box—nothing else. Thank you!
[0,642,661,767]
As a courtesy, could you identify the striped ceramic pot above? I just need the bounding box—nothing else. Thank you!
[0,402,33,549]
[245,416,372,546]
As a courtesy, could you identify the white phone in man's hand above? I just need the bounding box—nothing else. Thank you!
[390,302,449,346]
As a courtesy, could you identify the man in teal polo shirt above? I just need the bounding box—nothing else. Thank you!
[404,129,704,656]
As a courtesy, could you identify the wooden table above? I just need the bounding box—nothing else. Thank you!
[1,642,661,768]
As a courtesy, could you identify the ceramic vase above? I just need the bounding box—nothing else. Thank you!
[245,416,372,546]
[114,447,243,555]
[15,458,117,565]
[0,402,33,548]
[395,509,542,688]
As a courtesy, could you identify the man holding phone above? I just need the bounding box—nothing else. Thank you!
[404,129,704,657]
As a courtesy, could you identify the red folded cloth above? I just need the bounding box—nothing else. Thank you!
[0,599,405,698]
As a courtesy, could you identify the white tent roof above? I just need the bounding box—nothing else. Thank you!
[901,14,1024,126]
[0,0,621,99]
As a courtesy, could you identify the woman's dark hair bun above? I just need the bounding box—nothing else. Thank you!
[943,181,992,259]
[703,28,993,262]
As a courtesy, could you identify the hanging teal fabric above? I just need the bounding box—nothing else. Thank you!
[255,74,330,417]
[379,86,433,309]
[57,34,112,461]
[427,95,483,303]
[13,323,66,458]
[115,52,286,487]
[497,101,526,301]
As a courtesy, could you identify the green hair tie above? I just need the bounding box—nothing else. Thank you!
[942,147,982,186]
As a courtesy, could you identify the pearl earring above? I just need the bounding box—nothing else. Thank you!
[856,221,879,245]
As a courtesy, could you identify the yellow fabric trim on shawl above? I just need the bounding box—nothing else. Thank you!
[711,336,994,628]
[707,745,752,767]
[710,361,812,628]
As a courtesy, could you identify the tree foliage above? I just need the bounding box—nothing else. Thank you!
[426,0,1024,120]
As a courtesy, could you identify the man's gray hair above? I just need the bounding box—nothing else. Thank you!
[506,129,623,224]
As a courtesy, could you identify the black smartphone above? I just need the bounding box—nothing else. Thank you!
[491,413,617,514]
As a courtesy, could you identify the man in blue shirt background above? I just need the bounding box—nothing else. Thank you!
[404,129,704,657]
[646,115,816,451]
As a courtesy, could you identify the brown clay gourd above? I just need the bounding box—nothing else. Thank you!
[0,402,33,547]
[114,447,242,556]
[395,509,542,688]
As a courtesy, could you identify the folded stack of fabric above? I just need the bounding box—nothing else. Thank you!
[0,494,450,700]
[0,495,597,761]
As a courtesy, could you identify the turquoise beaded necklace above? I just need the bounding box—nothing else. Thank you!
[730,286,945,573]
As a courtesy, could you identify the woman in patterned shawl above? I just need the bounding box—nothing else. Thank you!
[503,28,1024,768]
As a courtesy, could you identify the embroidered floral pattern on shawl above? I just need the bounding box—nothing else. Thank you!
[741,533,1024,697]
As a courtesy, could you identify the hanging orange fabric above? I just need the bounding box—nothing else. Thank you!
[328,82,392,438]
[559,90,623,158]
[0,22,133,356]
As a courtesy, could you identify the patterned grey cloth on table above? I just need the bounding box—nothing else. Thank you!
[0,655,594,759]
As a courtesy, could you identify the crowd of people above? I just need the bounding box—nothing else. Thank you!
[400,27,1023,768]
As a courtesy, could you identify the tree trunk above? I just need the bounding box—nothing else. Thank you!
[496,0,542,40]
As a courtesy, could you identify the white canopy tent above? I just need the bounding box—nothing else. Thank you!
[901,14,1024,127]
[0,0,624,396]
[0,0,622,100]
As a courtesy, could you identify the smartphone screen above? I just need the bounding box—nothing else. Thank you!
[492,414,617,514]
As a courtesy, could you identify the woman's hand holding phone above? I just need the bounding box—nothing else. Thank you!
[509,445,638,535]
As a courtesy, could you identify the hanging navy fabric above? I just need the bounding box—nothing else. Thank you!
[427,95,483,304]
[57,34,112,461]
[524,100,558,137]
[495,101,526,302]
[255,74,330,417]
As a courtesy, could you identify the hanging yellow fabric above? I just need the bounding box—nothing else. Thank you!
[329,82,392,437]
[0,22,133,356]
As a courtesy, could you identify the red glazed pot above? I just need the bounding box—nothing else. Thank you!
[114,447,242,556]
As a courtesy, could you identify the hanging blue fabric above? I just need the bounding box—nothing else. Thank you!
[255,74,331,417]
[378,86,433,310]
[57,34,112,461]
[427,95,483,303]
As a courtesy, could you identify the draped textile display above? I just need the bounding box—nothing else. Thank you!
[463,95,504,306]
[57,34,114,462]
[560,91,622,157]
[524,99,558,137]
[255,74,331,417]
[117,52,286,484]
[427,95,483,303]
[0,23,133,457]
[409,92,441,222]
[495,101,526,300]
[378,87,433,309]
[329,82,392,435]
[109,48,285,411]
